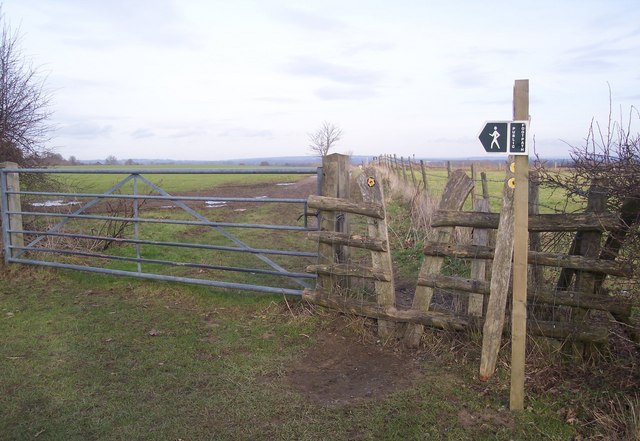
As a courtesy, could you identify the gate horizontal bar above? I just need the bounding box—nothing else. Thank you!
[13,211,311,231]
[8,257,305,296]
[2,167,318,174]
[15,229,318,258]
[9,246,315,279]
[13,191,308,204]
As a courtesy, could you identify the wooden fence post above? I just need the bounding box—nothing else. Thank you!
[317,154,351,293]
[400,157,408,184]
[408,158,417,190]
[479,80,530,413]
[471,163,477,203]
[0,162,24,262]
[510,79,530,410]
[420,160,429,194]
[528,171,543,288]
[357,169,396,338]
[481,171,489,202]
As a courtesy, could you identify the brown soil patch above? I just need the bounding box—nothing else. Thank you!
[164,174,318,207]
[457,407,514,431]
[282,318,422,405]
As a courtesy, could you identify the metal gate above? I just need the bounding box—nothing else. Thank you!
[0,166,320,295]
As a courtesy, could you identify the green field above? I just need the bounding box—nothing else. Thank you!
[401,167,583,214]
[42,164,315,194]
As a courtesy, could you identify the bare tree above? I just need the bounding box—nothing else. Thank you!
[0,7,52,166]
[535,104,640,284]
[536,105,639,211]
[308,121,342,157]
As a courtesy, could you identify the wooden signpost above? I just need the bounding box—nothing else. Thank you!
[478,80,530,411]
[510,79,529,411]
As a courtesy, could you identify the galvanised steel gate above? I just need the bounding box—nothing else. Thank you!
[0,166,320,295]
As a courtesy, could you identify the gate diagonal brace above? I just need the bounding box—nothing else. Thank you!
[137,174,312,289]
[19,174,136,258]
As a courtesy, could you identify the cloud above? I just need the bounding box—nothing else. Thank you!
[284,56,382,86]
[254,96,298,104]
[460,98,512,106]
[315,86,377,101]
[50,76,117,91]
[58,122,113,139]
[131,128,155,139]
[341,41,396,57]
[218,127,273,138]
[447,64,491,89]
[555,31,640,74]
[39,0,196,49]
[168,129,208,139]
[554,57,616,74]
[271,7,347,32]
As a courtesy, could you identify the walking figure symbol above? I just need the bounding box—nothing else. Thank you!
[489,126,501,150]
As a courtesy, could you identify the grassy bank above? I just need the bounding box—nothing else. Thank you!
[1,267,577,440]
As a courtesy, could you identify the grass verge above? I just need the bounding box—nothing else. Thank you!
[0,265,583,440]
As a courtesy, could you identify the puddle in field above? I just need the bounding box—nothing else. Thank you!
[205,201,227,208]
[31,200,81,207]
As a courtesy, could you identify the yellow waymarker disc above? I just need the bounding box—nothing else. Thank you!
[510,162,516,173]
[508,177,516,188]
[367,177,376,187]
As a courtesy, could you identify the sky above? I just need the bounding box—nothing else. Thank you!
[2,0,639,161]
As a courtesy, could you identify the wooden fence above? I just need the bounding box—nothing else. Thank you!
[304,153,637,379]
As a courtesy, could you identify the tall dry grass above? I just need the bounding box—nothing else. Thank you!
[376,165,472,246]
